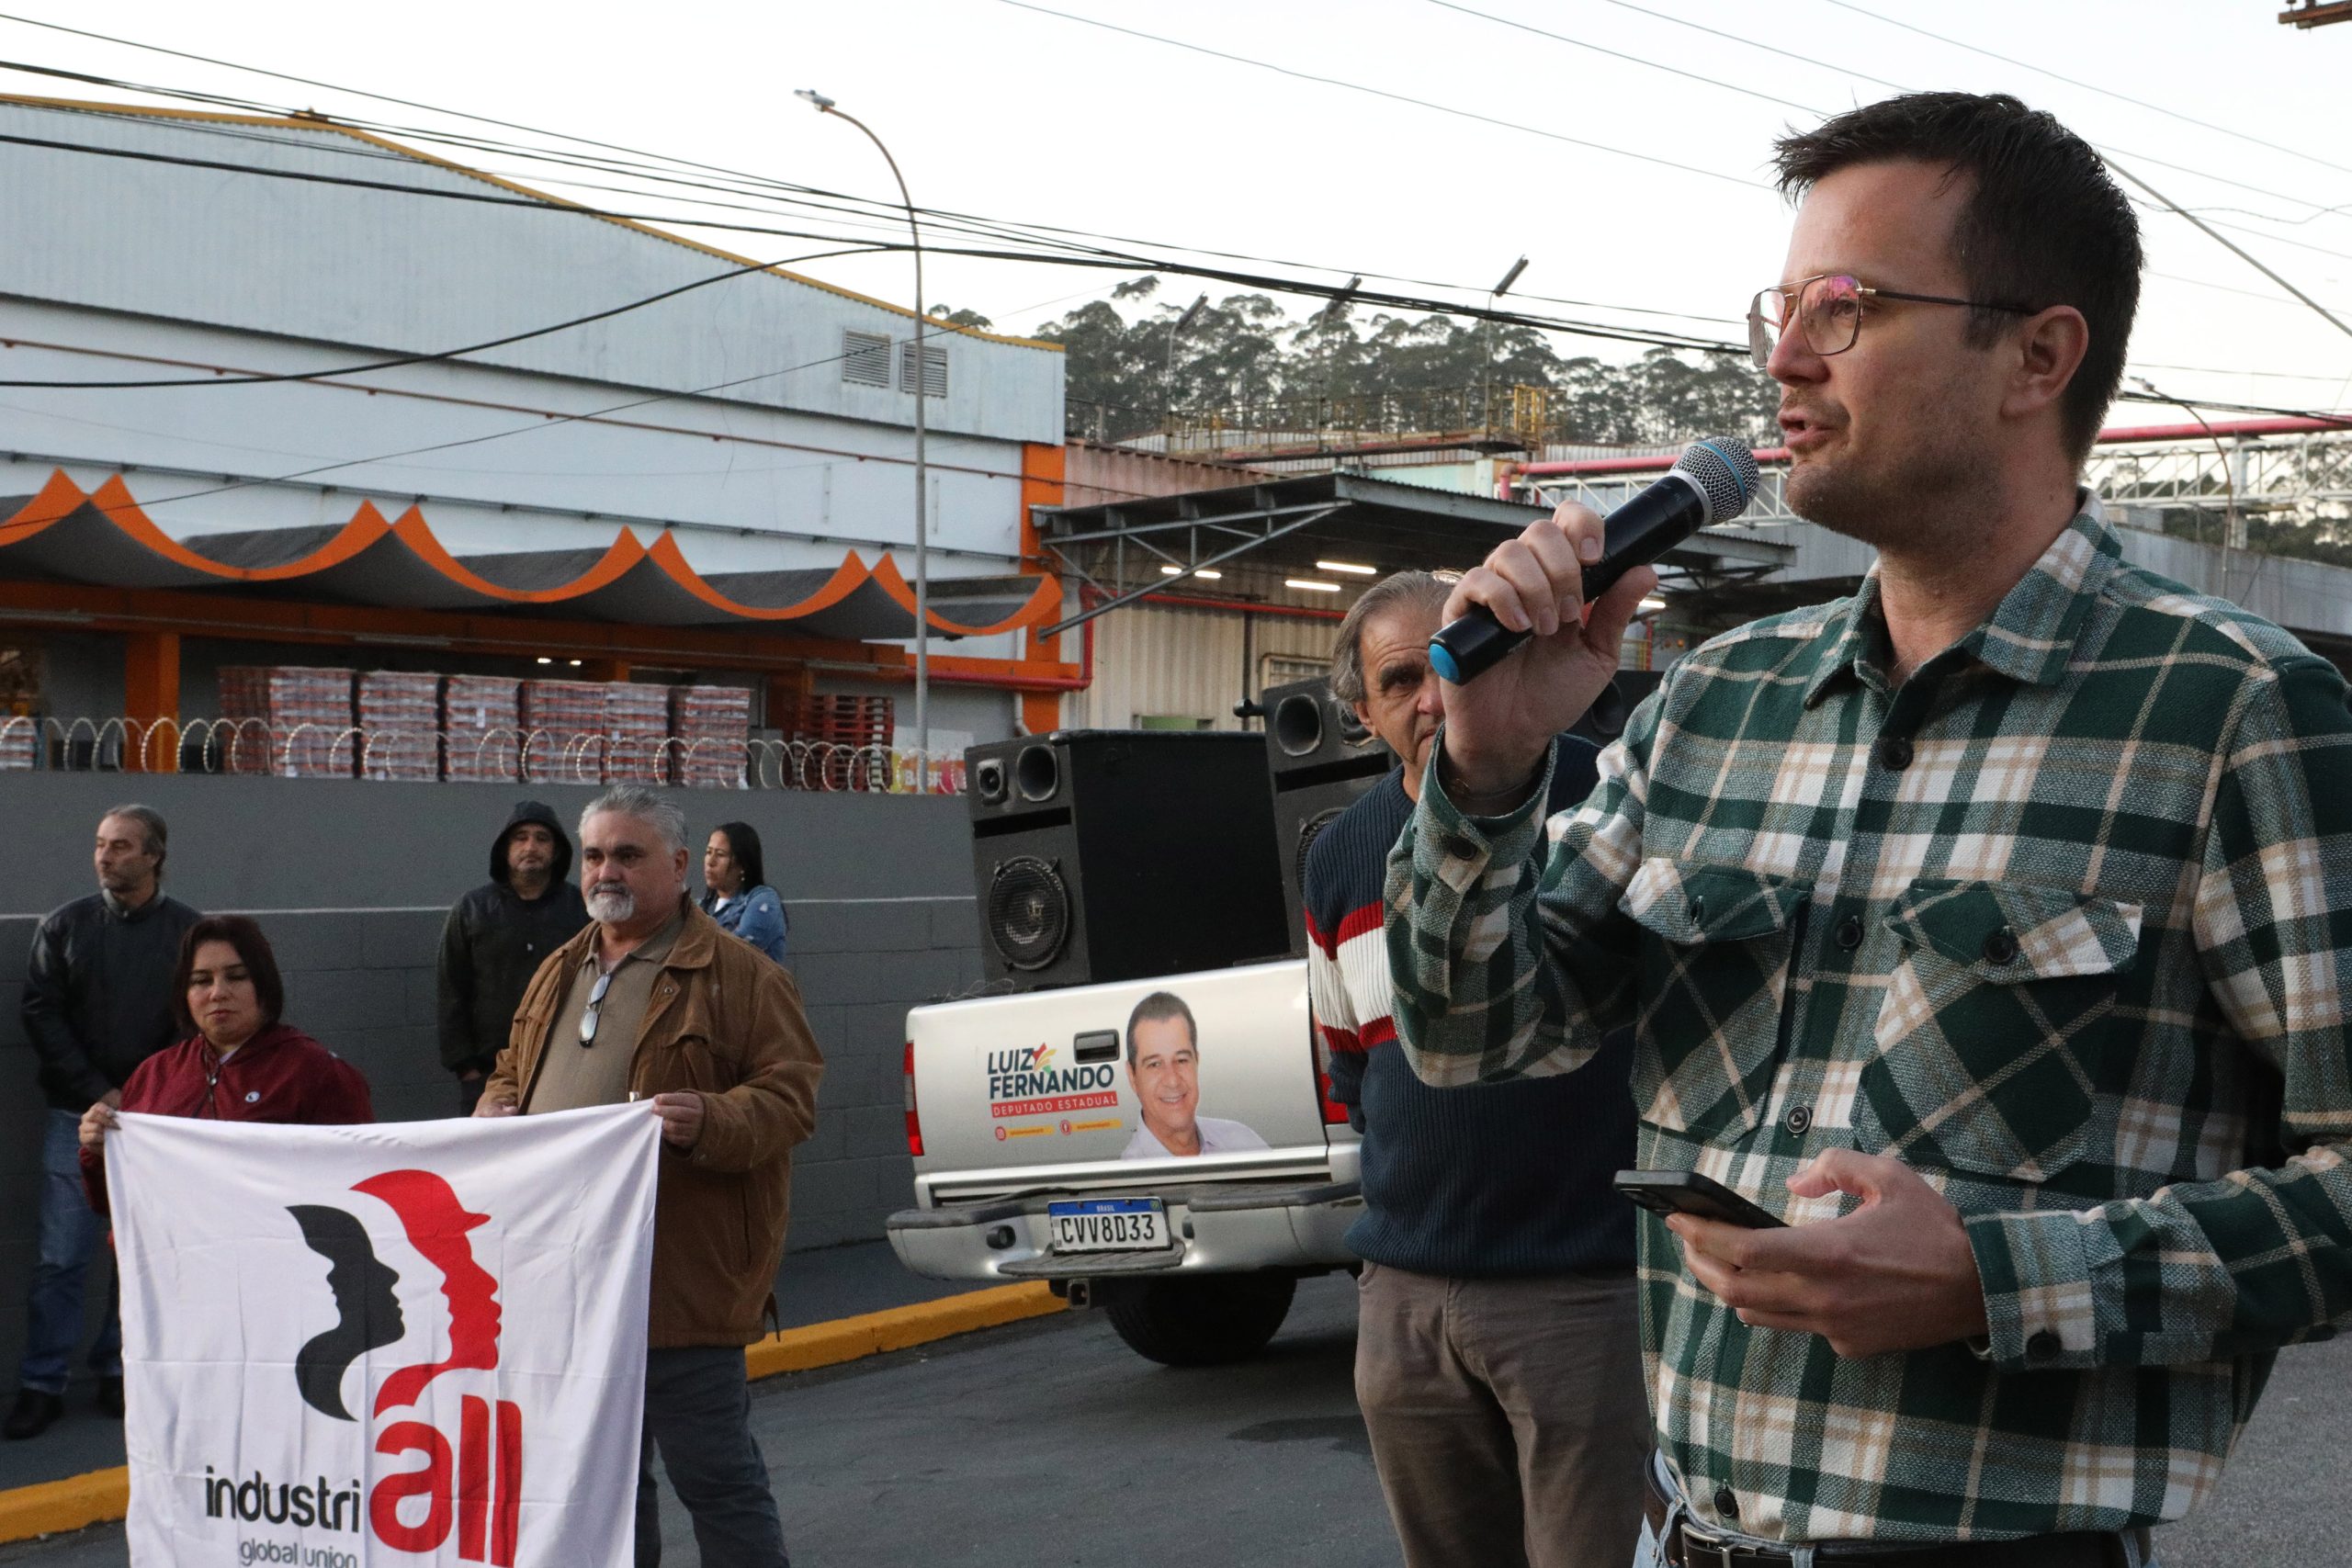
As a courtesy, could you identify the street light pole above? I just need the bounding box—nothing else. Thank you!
[797,88,932,791]
[1163,291,1207,446]
[1485,254,1529,438]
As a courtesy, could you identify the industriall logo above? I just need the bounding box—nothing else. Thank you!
[203,1169,522,1567]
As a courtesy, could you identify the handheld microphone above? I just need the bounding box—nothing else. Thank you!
[1428,437,1762,684]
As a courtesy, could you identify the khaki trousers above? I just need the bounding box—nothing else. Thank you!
[1355,1261,1650,1568]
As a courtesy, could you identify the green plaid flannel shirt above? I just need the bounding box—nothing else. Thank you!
[1387,496,2352,1544]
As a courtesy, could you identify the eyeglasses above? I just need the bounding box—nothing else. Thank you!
[578,971,615,1046]
[1747,273,2037,372]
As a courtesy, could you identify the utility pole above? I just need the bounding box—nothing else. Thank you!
[2280,1,2352,28]
[797,88,933,791]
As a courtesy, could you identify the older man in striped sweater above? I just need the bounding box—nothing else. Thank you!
[1306,570,1648,1568]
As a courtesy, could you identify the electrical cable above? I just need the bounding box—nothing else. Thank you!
[1818,0,2352,187]
[0,129,1757,363]
[0,243,889,387]
[993,0,1773,192]
[0,45,1771,339]
[1430,0,2352,227]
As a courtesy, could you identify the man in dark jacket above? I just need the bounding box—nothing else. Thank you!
[9,804,200,1440]
[436,801,589,1112]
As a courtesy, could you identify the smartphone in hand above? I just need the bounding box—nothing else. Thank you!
[1612,1168,1785,1229]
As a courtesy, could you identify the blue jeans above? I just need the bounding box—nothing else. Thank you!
[18,1109,119,1394]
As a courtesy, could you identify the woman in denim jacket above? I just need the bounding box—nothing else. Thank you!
[698,820,788,964]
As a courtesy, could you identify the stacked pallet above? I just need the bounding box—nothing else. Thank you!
[603,682,673,784]
[218,666,355,777]
[356,671,441,781]
[784,694,893,791]
[443,676,521,782]
[521,679,608,783]
[673,685,752,789]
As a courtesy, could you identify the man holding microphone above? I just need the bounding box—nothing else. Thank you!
[1390,91,2352,1564]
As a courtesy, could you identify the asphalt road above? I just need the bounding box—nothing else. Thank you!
[6,1277,2349,1566]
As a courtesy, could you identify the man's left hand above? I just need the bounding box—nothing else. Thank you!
[1665,1150,1988,1359]
[650,1092,705,1150]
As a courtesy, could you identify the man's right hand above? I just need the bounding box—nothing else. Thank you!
[471,1096,516,1119]
[1437,502,1657,797]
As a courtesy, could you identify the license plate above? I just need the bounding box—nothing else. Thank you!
[1046,1198,1172,1253]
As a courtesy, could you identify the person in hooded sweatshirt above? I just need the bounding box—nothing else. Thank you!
[435,800,590,1113]
[80,914,373,1215]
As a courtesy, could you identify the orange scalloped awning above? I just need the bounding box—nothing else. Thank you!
[0,469,1057,640]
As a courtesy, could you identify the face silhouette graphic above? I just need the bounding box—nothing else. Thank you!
[287,1204,406,1422]
[352,1169,502,1414]
[284,1169,503,1422]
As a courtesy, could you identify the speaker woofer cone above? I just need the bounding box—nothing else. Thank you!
[987,855,1071,970]
[1014,743,1060,803]
[1272,692,1327,758]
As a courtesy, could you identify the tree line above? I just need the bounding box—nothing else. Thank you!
[936,276,1781,449]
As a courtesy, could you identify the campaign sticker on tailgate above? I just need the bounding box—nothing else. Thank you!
[1047,1198,1172,1253]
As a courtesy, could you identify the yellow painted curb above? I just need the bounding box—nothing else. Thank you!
[745,1281,1066,1380]
[0,1463,127,1543]
[0,1286,1065,1545]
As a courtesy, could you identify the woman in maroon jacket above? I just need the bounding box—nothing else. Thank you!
[79,915,373,1213]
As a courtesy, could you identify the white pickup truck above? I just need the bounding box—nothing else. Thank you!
[886,959,1363,1364]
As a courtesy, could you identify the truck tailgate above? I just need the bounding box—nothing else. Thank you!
[907,958,1333,1202]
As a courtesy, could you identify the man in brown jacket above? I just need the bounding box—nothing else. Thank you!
[476,784,821,1568]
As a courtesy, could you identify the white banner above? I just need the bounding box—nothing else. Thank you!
[107,1104,661,1568]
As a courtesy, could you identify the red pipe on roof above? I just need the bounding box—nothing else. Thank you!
[1499,414,2347,483]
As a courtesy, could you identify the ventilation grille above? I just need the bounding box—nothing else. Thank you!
[842,331,891,388]
[900,341,948,398]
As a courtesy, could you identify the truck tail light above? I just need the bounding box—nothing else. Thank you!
[903,1040,925,1157]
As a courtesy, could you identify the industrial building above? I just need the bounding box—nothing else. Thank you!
[0,93,1072,777]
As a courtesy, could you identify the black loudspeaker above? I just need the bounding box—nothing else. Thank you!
[1262,679,1395,956]
[966,730,1289,991]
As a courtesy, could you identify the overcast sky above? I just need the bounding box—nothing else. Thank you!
[17,1,2352,421]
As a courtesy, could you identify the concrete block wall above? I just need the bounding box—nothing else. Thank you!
[0,773,983,1385]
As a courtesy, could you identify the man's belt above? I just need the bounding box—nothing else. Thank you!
[1642,1466,2127,1568]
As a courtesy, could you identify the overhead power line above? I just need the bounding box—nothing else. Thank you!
[994,0,1773,191]
[0,244,888,388]
[1819,0,2352,187]
[0,128,1758,368]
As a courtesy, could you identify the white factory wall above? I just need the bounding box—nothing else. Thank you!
[0,99,1060,445]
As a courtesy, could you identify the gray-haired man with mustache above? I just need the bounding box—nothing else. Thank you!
[477,786,821,1567]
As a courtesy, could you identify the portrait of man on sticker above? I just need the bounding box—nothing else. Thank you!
[1118,991,1269,1160]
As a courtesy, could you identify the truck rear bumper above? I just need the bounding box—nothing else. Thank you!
[886,1180,1363,1281]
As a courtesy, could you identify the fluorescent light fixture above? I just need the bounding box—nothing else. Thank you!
[1160,565,1182,575]
[568,659,584,667]
[1159,566,1222,581]
[1286,578,1343,593]
[1194,569,1221,581]
[535,657,553,665]
[1316,559,1377,576]
[1639,597,1668,612]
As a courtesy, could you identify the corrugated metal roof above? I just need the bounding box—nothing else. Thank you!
[0,95,1061,445]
